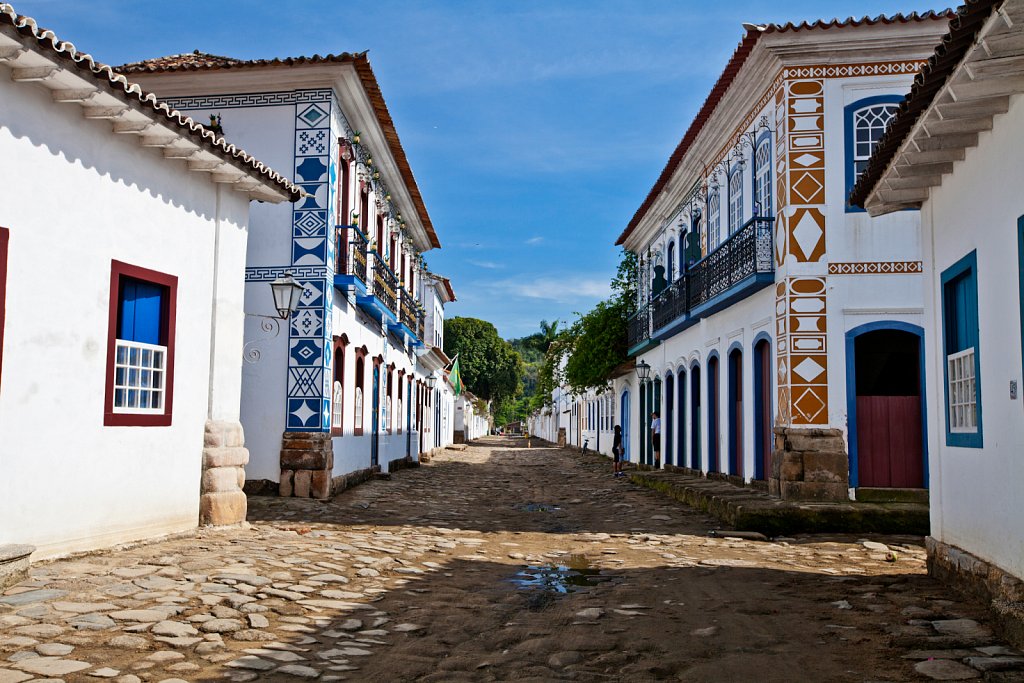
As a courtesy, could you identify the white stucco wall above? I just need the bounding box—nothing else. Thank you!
[0,74,252,558]
[920,92,1024,579]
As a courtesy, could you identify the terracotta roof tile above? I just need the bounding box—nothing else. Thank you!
[117,50,440,249]
[0,4,302,202]
[849,1,1000,208]
[616,10,953,246]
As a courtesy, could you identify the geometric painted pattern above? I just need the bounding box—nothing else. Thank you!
[287,94,334,431]
[828,261,923,275]
[775,78,829,426]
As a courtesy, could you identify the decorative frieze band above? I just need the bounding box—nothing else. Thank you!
[828,261,923,275]
[245,266,329,282]
[163,89,334,111]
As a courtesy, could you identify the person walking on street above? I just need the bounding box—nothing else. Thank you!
[612,425,624,477]
[651,411,661,469]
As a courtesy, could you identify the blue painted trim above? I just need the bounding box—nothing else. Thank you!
[651,272,774,341]
[728,161,744,234]
[334,274,368,298]
[727,345,743,477]
[845,321,929,488]
[620,389,630,462]
[689,360,702,470]
[941,251,984,448]
[706,352,720,473]
[1019,216,1024,387]
[751,334,773,480]
[664,372,675,466]
[676,367,687,470]
[356,294,399,326]
[844,94,905,213]
[627,338,661,357]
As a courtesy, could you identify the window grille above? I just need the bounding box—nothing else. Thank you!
[708,190,721,250]
[754,141,771,216]
[728,167,743,233]
[947,348,978,433]
[853,104,899,180]
[332,381,344,430]
[354,387,363,430]
[112,340,166,413]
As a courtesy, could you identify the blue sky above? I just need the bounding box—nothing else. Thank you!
[14,0,943,338]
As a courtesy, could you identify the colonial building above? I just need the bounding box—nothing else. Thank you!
[851,0,1024,637]
[122,51,450,497]
[0,5,299,558]
[617,13,951,501]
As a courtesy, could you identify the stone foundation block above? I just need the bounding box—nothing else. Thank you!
[785,432,845,453]
[779,452,804,481]
[279,470,294,497]
[202,467,243,493]
[236,468,246,489]
[203,446,249,469]
[205,421,245,449]
[311,470,332,499]
[802,451,849,484]
[293,470,312,498]
[280,449,333,470]
[0,544,35,592]
[780,480,848,502]
[200,491,247,526]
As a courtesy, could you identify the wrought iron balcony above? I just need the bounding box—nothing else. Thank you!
[389,286,426,346]
[629,216,774,354]
[335,225,369,292]
[371,254,398,313]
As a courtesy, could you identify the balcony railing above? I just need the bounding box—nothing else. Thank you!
[630,216,774,352]
[398,287,425,340]
[336,225,369,284]
[369,252,398,313]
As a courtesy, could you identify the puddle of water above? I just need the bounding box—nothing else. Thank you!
[509,554,614,594]
[520,503,561,512]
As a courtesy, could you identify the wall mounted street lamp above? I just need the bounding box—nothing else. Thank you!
[426,373,437,390]
[243,273,304,364]
[636,360,651,385]
[270,273,304,320]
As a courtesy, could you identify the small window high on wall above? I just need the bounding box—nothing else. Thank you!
[845,95,902,211]
[104,261,177,426]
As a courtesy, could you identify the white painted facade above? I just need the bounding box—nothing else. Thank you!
[0,15,294,557]
[618,19,947,498]
[130,56,449,489]
[918,92,1024,579]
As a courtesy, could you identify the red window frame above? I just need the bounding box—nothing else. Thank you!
[386,364,395,433]
[338,142,352,226]
[0,227,8,393]
[331,335,349,437]
[397,370,405,434]
[353,346,367,436]
[104,260,178,427]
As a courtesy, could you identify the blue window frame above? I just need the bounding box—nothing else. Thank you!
[941,251,983,448]
[707,189,720,250]
[667,240,676,282]
[118,278,165,345]
[844,95,903,212]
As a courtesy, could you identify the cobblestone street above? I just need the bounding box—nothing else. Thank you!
[1,437,1021,682]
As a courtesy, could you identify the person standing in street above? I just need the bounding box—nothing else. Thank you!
[651,411,661,468]
[612,425,624,477]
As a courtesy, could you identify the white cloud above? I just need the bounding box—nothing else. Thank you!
[488,275,610,305]
[468,259,504,270]
[525,236,544,245]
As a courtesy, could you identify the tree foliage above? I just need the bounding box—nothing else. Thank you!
[563,297,627,393]
[443,317,524,410]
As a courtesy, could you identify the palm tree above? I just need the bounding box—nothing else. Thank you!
[539,319,560,352]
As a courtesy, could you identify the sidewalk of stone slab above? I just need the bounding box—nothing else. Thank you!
[626,468,930,536]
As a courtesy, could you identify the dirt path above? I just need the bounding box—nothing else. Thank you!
[0,437,1018,682]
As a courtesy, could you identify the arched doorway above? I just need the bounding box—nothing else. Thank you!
[651,376,662,467]
[707,354,720,473]
[728,347,743,477]
[690,363,701,470]
[664,373,675,467]
[677,368,687,469]
[846,323,926,489]
[620,389,630,463]
[753,337,773,481]
[371,361,381,468]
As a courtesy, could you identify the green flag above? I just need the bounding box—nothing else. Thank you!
[449,356,463,396]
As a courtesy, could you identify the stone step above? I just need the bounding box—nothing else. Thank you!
[0,544,35,591]
[628,471,929,536]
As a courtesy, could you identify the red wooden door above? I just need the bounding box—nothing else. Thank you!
[856,395,923,487]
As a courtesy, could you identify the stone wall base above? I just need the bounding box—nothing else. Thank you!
[927,537,1024,649]
[331,466,379,495]
[0,545,34,591]
[201,420,249,525]
[387,456,420,473]
[454,430,466,444]
[279,431,333,499]
[769,427,849,502]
